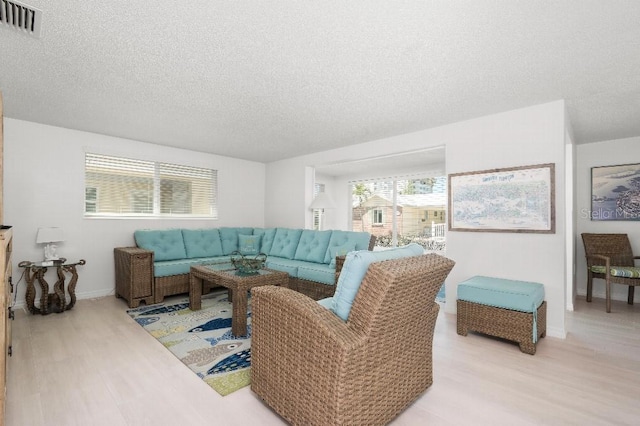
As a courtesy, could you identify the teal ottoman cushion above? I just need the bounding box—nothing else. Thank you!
[457,276,545,313]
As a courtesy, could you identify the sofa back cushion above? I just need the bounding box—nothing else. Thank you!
[181,229,224,258]
[294,230,332,263]
[134,229,187,261]
[219,227,254,255]
[330,243,425,321]
[253,228,277,255]
[269,228,303,259]
[323,231,372,264]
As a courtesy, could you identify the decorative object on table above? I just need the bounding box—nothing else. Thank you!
[591,163,640,221]
[35,227,65,265]
[309,191,336,230]
[230,251,267,275]
[18,258,86,315]
[127,290,252,396]
[448,163,555,233]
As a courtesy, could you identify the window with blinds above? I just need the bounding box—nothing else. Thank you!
[84,153,218,218]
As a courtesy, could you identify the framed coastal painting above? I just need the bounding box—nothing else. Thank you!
[448,163,555,233]
[591,163,640,221]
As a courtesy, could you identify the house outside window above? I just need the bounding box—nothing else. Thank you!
[350,175,446,252]
[84,153,217,218]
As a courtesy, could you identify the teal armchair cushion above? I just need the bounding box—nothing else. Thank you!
[330,243,424,321]
[181,229,224,258]
[590,265,640,278]
[294,230,332,263]
[134,229,187,261]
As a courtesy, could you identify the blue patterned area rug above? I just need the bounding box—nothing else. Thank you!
[126,289,251,396]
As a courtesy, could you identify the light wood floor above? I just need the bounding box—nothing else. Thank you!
[5,295,640,426]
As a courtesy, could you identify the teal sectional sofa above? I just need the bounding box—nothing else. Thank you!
[114,227,375,308]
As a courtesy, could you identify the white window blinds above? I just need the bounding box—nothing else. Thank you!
[85,153,218,218]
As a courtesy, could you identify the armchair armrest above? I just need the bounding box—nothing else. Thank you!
[251,285,363,352]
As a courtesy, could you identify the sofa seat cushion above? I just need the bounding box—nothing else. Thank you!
[323,231,372,264]
[297,262,335,285]
[219,227,254,255]
[182,229,224,258]
[294,230,332,263]
[135,229,187,261]
[590,265,640,278]
[264,257,301,277]
[154,256,232,277]
[330,243,425,321]
[457,276,545,313]
[270,228,303,259]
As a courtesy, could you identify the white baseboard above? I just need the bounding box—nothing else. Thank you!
[12,288,116,313]
[546,326,566,339]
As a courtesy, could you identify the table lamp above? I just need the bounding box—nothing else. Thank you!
[36,227,64,265]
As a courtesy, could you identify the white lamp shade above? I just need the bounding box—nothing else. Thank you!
[309,192,336,210]
[36,227,65,244]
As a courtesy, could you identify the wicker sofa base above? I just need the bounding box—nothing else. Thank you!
[287,277,335,300]
[456,300,546,355]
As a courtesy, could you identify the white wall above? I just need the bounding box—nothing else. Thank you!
[575,136,640,302]
[5,118,265,309]
[266,101,568,337]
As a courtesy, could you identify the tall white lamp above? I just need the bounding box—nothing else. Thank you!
[309,192,336,230]
[36,227,65,264]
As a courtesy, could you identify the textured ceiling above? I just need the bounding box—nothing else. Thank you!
[1,1,639,163]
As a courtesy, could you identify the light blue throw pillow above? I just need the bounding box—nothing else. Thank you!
[328,241,357,267]
[330,243,425,321]
[238,234,261,255]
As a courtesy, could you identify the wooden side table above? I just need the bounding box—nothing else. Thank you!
[18,259,86,315]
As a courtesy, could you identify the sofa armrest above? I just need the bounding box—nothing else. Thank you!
[114,247,154,307]
[368,235,376,250]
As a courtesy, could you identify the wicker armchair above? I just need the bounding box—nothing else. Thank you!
[581,233,640,312]
[250,253,455,426]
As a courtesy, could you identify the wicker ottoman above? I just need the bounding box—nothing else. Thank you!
[456,276,546,355]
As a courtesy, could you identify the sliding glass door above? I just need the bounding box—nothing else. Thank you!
[350,176,447,253]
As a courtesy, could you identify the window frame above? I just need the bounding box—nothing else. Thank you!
[372,208,384,225]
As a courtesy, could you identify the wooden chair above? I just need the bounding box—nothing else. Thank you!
[581,233,640,312]
[250,253,455,426]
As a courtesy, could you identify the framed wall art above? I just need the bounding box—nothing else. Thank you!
[591,163,640,221]
[448,163,555,233]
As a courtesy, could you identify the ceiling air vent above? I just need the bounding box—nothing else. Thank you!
[0,0,42,38]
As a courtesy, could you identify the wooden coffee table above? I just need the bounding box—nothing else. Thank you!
[189,263,289,336]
